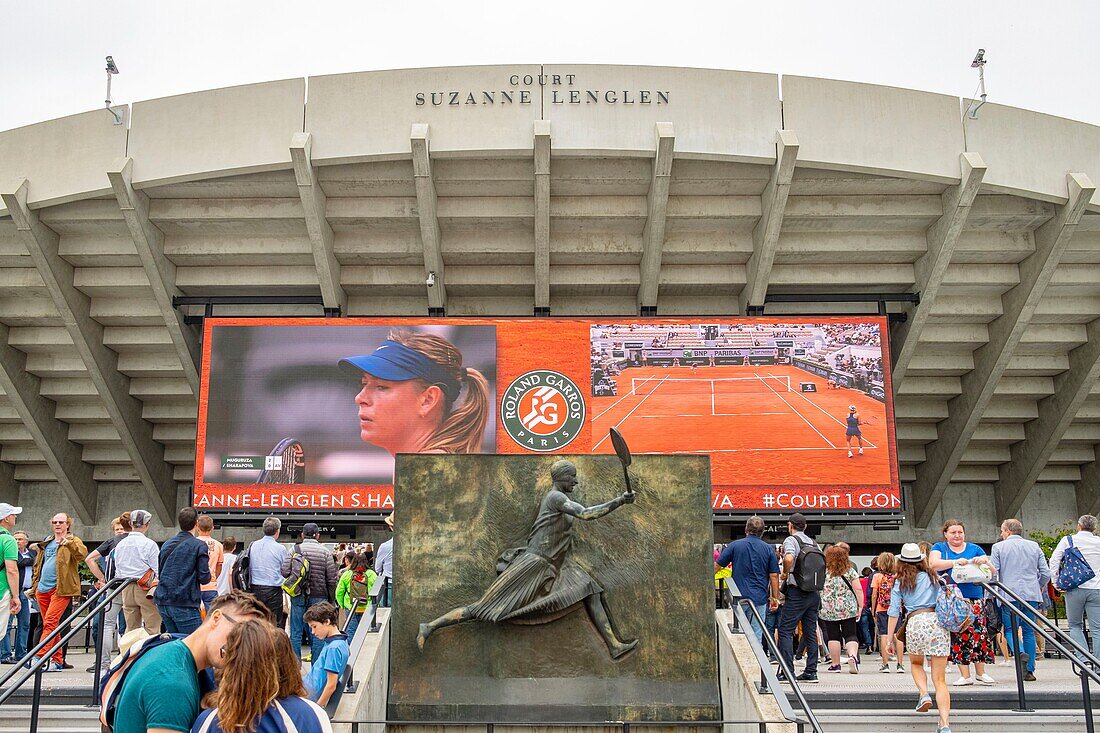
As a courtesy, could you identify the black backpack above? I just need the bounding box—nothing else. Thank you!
[792,536,826,592]
[232,543,252,592]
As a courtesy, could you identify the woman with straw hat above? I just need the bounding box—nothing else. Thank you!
[885,543,953,733]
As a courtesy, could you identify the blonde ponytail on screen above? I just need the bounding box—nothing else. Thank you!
[388,329,491,454]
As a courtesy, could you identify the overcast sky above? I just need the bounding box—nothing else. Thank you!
[2,1,1097,133]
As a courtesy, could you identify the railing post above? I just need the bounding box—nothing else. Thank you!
[1083,672,1095,733]
[29,665,43,733]
[89,597,107,705]
[1008,610,1033,712]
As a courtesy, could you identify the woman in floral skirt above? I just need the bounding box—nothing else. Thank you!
[929,519,996,686]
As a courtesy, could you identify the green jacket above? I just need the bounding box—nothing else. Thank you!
[336,567,377,612]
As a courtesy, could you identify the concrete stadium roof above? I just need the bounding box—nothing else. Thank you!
[0,64,1098,534]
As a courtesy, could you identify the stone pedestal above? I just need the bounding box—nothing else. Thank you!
[389,453,720,722]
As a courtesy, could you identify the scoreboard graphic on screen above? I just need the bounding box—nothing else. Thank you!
[195,317,900,514]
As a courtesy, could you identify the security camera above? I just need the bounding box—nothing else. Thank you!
[425,271,436,287]
[106,56,119,74]
[971,49,986,68]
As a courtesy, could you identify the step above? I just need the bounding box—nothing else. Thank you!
[0,703,102,733]
[816,709,1089,733]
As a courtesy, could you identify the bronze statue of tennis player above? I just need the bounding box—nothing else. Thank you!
[417,440,639,659]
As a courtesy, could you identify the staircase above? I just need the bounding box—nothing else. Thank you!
[816,708,1086,732]
[0,704,102,733]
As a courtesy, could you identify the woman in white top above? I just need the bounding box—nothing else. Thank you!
[1050,514,1100,661]
[215,537,238,596]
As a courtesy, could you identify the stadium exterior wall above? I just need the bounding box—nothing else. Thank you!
[1,64,1099,544]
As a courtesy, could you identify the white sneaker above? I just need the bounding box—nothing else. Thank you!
[975,673,996,685]
[895,663,905,673]
[951,676,974,686]
[848,451,854,458]
[858,448,864,455]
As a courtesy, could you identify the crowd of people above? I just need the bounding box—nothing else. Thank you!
[822,323,882,347]
[716,512,1095,733]
[0,502,397,732]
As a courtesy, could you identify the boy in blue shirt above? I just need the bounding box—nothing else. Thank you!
[304,601,349,708]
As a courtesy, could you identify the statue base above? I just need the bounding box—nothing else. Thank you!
[389,453,721,723]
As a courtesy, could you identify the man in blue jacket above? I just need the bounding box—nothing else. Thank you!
[154,507,210,634]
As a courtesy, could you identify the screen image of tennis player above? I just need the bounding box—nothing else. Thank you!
[196,317,899,513]
[200,324,497,500]
[588,321,895,509]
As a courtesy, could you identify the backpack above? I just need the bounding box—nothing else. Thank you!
[100,631,211,731]
[281,544,310,598]
[232,543,252,592]
[349,569,373,602]
[877,573,895,609]
[791,536,826,592]
[1057,536,1097,590]
[935,579,975,633]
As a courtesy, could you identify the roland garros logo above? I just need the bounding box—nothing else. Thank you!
[501,370,586,452]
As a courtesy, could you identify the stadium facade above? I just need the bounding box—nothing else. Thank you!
[0,64,1098,544]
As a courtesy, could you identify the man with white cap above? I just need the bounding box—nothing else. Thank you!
[112,509,162,634]
[0,504,23,657]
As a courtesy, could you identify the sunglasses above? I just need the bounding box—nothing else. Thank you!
[51,521,67,525]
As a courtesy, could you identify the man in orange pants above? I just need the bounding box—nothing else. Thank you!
[30,513,87,671]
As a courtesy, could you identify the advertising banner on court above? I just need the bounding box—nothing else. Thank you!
[195,317,900,514]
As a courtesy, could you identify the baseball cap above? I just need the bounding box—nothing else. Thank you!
[0,503,22,520]
[788,513,807,530]
[302,522,320,537]
[130,509,152,528]
[849,405,857,411]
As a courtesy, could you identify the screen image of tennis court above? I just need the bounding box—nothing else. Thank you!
[589,365,893,487]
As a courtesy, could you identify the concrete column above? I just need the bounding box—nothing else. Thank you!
[637,122,675,311]
[0,323,95,520]
[534,121,551,310]
[411,124,446,311]
[740,130,798,314]
[891,153,986,385]
[1,178,178,524]
[290,133,347,314]
[107,157,201,396]
[996,316,1100,518]
[1076,447,1100,517]
[910,172,1095,527]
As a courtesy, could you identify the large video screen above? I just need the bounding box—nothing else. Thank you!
[195,317,900,514]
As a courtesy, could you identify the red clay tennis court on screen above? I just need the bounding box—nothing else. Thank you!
[587,320,898,498]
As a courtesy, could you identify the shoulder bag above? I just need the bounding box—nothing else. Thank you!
[1058,536,1097,590]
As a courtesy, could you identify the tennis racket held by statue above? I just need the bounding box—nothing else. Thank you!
[609,427,634,496]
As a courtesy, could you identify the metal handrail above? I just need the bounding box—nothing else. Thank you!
[982,579,1100,672]
[0,577,132,692]
[327,596,383,717]
[979,580,1099,733]
[730,601,804,726]
[330,719,810,732]
[0,576,133,733]
[725,582,825,733]
[979,581,1100,683]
